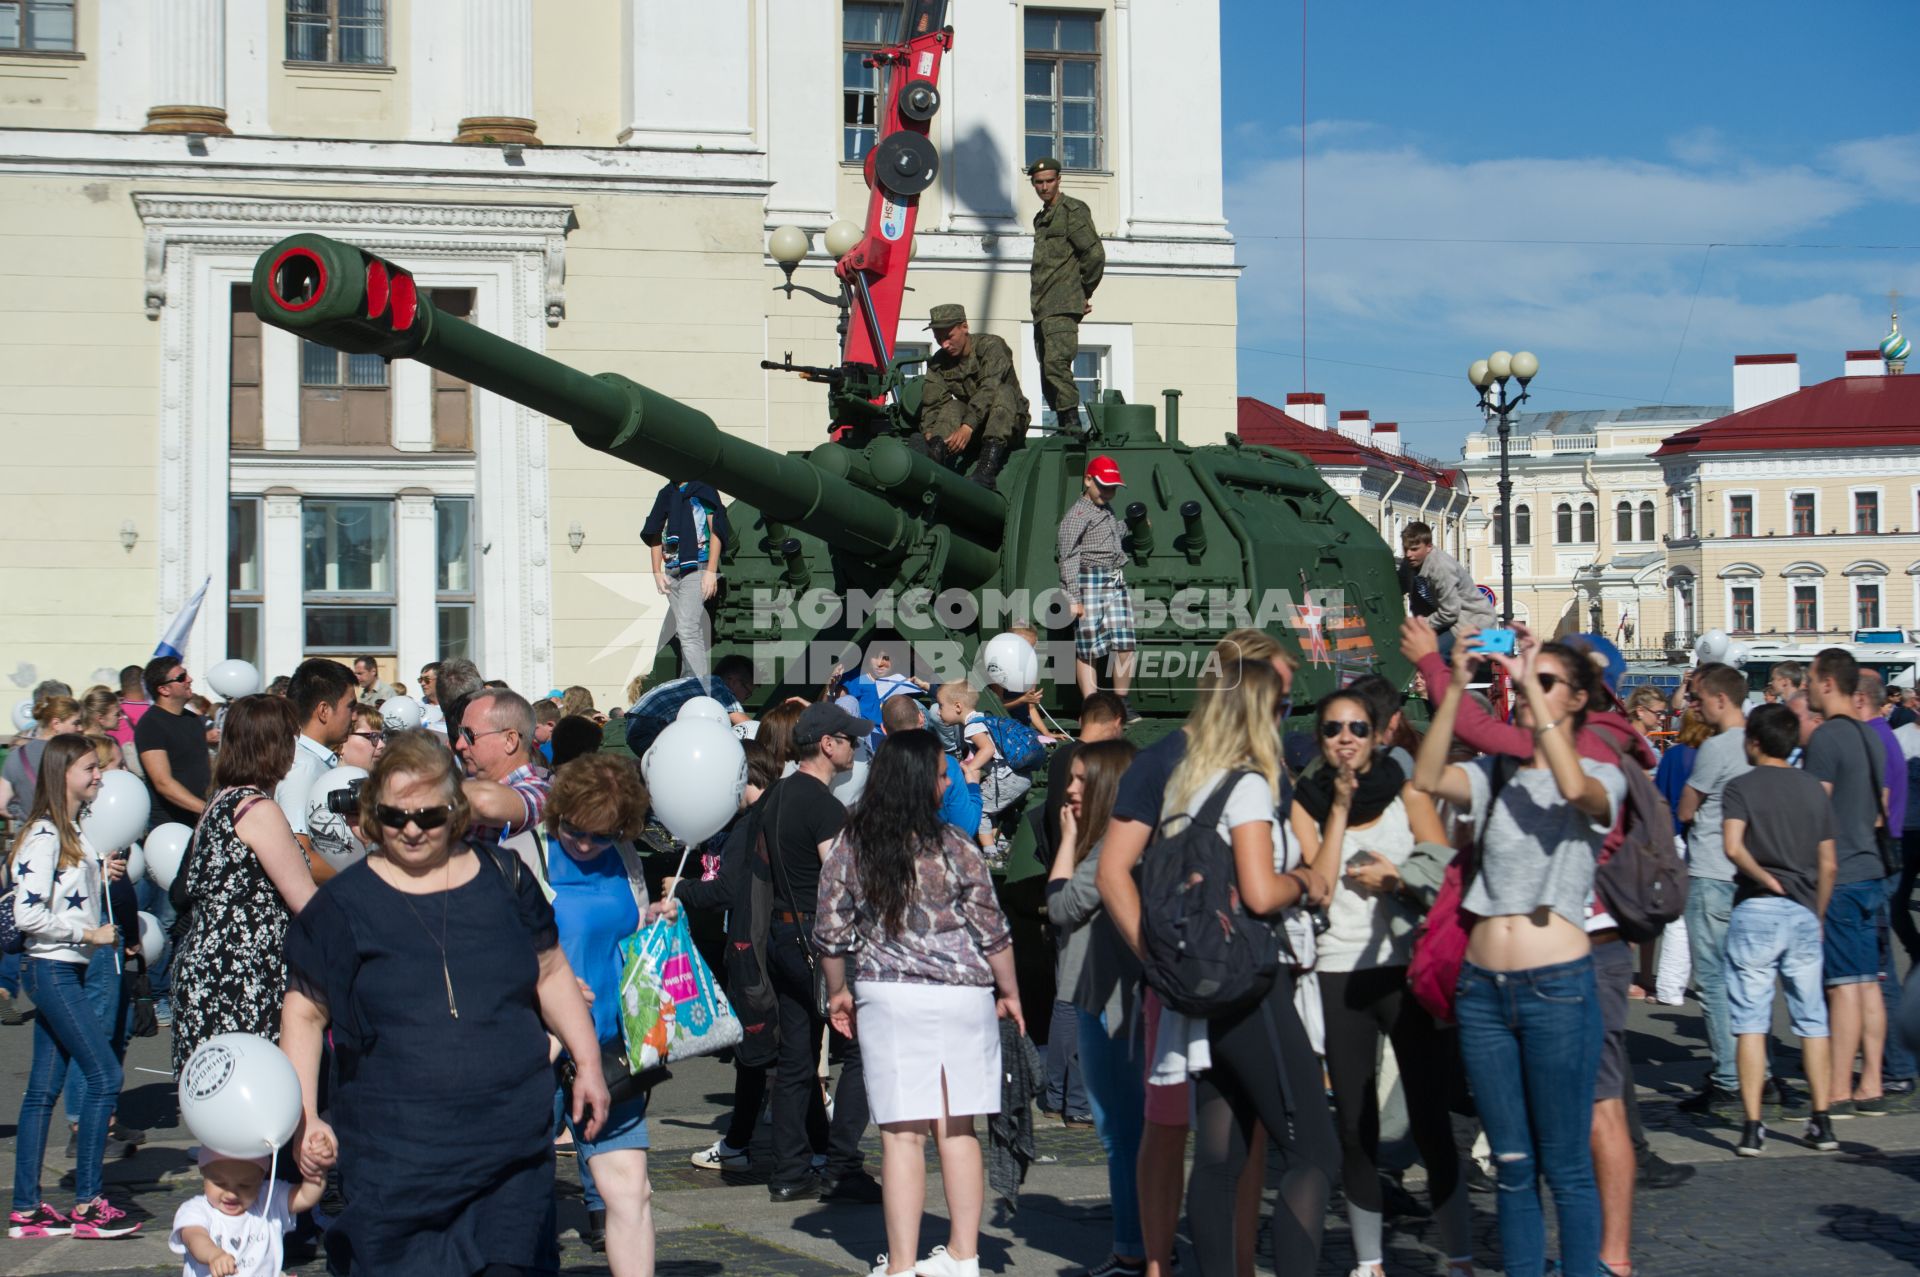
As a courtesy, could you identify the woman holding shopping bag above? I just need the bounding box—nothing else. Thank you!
[816,729,1023,1277]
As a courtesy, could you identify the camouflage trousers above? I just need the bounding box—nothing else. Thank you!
[1033,314,1083,414]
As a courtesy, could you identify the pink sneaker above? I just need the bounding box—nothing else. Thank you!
[68,1197,140,1239]
[7,1203,72,1238]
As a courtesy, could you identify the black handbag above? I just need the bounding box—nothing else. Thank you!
[558,1048,670,1111]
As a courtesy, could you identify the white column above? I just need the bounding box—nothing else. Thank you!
[1125,0,1229,239]
[454,0,539,145]
[391,359,434,452]
[619,0,754,150]
[145,0,229,134]
[396,491,440,678]
[261,490,306,677]
[946,0,1020,232]
[94,0,153,130]
[224,0,271,135]
[764,0,837,227]
[260,323,300,452]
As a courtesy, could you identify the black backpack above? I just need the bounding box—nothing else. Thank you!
[1134,770,1283,1018]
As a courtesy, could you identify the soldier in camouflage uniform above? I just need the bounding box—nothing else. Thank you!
[914,302,1028,491]
[1028,156,1105,434]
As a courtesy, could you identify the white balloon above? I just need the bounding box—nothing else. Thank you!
[123,841,145,885]
[829,755,870,807]
[11,700,34,731]
[205,659,262,700]
[1694,628,1730,666]
[306,766,371,872]
[642,719,747,844]
[144,822,194,890]
[676,695,730,725]
[136,911,165,966]
[81,771,151,853]
[979,632,1039,695]
[178,1033,302,1158]
[380,695,423,731]
[1725,641,1751,669]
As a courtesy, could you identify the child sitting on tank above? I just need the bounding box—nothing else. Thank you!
[829,643,928,748]
[930,680,1031,862]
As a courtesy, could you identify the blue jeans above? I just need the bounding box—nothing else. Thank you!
[1077,1009,1145,1257]
[0,947,21,997]
[1882,874,1917,1080]
[1686,876,1738,1089]
[63,944,131,1125]
[1044,1000,1087,1115]
[135,877,174,998]
[12,957,123,1209]
[1456,957,1602,1277]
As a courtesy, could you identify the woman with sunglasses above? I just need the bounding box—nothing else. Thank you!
[1413,629,1623,1277]
[169,695,318,1078]
[341,703,386,771]
[542,753,660,1277]
[282,730,607,1277]
[1290,693,1472,1277]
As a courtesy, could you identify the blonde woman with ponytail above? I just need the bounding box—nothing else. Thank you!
[3,695,83,824]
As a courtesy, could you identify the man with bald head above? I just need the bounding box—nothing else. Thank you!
[454,688,551,854]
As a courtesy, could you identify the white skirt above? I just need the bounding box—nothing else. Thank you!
[857,981,1002,1124]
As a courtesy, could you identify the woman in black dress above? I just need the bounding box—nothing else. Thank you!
[282,731,608,1276]
[170,695,316,1075]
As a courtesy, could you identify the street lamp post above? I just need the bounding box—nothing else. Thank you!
[1468,349,1539,625]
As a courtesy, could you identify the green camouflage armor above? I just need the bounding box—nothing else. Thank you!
[919,331,1028,445]
[1029,192,1105,415]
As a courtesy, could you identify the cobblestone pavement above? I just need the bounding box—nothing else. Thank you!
[6,994,1920,1274]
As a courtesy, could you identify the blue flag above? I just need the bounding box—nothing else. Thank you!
[154,576,211,660]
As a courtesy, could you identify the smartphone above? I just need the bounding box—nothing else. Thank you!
[1474,627,1517,656]
[1345,851,1374,872]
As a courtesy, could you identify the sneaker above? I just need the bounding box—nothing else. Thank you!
[1853,1093,1889,1116]
[152,997,171,1028]
[1086,1255,1146,1277]
[1636,1150,1695,1190]
[0,992,27,1025]
[584,1207,606,1253]
[869,1257,905,1277]
[62,1129,137,1161]
[1736,1120,1766,1157]
[68,1196,140,1238]
[690,1139,752,1171]
[1764,1076,1807,1112]
[7,1203,71,1238]
[107,1120,146,1146]
[1676,1080,1739,1113]
[1805,1113,1840,1151]
[1121,698,1142,725]
[1884,1077,1915,1097]
[1829,1099,1856,1120]
[916,1246,982,1277]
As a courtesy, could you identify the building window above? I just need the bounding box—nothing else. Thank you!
[1792,491,1815,536]
[893,341,929,377]
[1615,501,1634,543]
[300,340,390,447]
[1729,494,1753,538]
[435,498,476,662]
[1858,583,1882,630]
[841,2,901,163]
[230,285,263,448]
[1638,500,1655,542]
[1730,587,1755,633]
[426,288,475,450]
[1578,501,1596,543]
[1794,584,1819,632]
[228,499,263,669]
[1855,490,1880,534]
[1513,503,1531,545]
[303,498,394,652]
[1556,502,1573,544]
[1677,492,1694,538]
[1024,9,1101,171]
[1,0,74,52]
[287,0,386,66]
[1072,347,1107,415]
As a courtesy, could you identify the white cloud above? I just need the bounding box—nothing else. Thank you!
[1827,133,1920,202]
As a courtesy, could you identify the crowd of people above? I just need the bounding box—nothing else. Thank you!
[3,615,1915,1277]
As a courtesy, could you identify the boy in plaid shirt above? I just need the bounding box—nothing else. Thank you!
[1057,455,1137,720]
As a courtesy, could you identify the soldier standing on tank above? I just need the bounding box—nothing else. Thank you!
[1058,455,1138,720]
[1028,156,1105,434]
[913,303,1029,491]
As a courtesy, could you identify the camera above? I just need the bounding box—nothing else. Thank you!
[324,777,367,816]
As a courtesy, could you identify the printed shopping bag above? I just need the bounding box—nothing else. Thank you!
[617,911,744,1071]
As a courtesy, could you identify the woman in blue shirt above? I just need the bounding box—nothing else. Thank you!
[544,753,659,1277]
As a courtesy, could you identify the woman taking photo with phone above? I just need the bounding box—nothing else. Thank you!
[1413,628,1624,1277]
[1291,691,1472,1277]
[8,734,141,1240]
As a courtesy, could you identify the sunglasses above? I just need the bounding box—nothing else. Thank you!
[1537,673,1564,693]
[159,672,190,686]
[374,803,455,831]
[559,821,617,844]
[1320,719,1371,740]
[460,726,513,747]
[352,731,384,744]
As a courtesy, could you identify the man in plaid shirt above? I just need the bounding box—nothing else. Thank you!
[1058,455,1138,721]
[455,688,552,851]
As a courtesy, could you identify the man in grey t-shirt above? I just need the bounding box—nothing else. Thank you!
[1677,662,1752,1107]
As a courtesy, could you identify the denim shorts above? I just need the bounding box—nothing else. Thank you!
[1824,880,1887,987]
[569,1090,651,1160]
[1727,897,1829,1037]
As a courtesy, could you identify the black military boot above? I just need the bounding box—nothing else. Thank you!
[906,432,945,461]
[971,440,1010,490]
[1054,406,1083,435]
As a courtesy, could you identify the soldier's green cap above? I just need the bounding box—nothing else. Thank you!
[927,303,967,330]
[1026,156,1062,177]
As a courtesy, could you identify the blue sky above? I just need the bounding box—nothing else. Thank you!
[1220,0,1920,458]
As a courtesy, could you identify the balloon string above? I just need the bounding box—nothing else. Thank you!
[261,1140,280,1224]
[666,844,693,903]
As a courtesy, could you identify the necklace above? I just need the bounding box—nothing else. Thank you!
[393,859,458,1019]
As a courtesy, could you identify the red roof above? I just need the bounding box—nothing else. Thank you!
[1236,397,1456,487]
[1653,375,1920,458]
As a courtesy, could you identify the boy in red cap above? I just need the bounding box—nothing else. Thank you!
[1057,456,1137,720]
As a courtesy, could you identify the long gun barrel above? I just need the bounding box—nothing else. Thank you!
[252,234,917,561]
